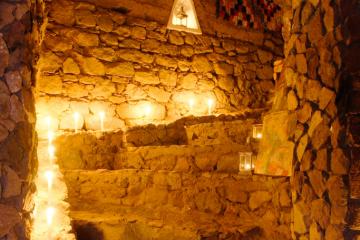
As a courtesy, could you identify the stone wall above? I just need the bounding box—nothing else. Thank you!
[0,1,37,239]
[35,0,283,133]
[65,170,291,240]
[276,0,353,239]
[52,124,292,239]
[343,0,360,237]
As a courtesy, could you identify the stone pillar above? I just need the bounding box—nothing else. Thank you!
[279,0,355,239]
[0,0,37,239]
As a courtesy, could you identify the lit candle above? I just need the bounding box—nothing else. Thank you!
[207,98,214,115]
[48,145,55,163]
[145,104,152,118]
[46,207,55,226]
[99,111,105,132]
[73,112,80,133]
[47,131,54,146]
[256,132,263,139]
[188,98,195,112]
[44,170,54,191]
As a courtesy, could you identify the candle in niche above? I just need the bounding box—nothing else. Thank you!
[99,111,105,132]
[144,104,152,118]
[46,207,55,226]
[73,112,80,133]
[188,98,195,112]
[46,116,51,130]
[48,145,55,163]
[207,98,214,115]
[47,131,54,146]
[44,170,54,191]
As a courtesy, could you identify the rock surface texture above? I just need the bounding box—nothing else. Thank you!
[34,0,283,132]
[53,115,292,240]
[0,0,37,239]
[277,0,357,239]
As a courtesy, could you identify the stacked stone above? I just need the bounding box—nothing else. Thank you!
[64,169,292,239]
[0,1,37,239]
[35,0,283,131]
[344,0,360,237]
[279,1,352,239]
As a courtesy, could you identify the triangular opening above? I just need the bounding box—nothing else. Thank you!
[167,0,202,35]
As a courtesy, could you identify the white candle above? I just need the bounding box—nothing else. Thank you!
[207,98,214,115]
[46,207,55,226]
[145,104,152,118]
[99,111,105,132]
[73,112,80,133]
[188,98,195,112]
[47,131,54,146]
[48,145,55,164]
[44,170,54,191]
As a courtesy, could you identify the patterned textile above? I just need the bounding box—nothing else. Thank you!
[216,0,282,31]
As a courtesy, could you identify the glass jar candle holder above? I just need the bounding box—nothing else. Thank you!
[252,124,263,139]
[239,152,253,173]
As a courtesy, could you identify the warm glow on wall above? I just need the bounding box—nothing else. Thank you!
[144,103,152,118]
[31,113,75,239]
[188,98,195,112]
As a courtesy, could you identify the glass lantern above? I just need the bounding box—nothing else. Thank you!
[252,124,263,139]
[175,5,188,27]
[239,152,253,173]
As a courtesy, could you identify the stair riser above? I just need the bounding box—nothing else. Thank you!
[64,170,292,240]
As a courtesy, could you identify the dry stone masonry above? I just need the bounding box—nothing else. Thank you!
[0,0,37,239]
[275,0,358,239]
[52,113,292,239]
[35,0,283,132]
[0,0,358,239]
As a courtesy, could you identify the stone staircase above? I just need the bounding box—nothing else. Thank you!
[53,114,292,240]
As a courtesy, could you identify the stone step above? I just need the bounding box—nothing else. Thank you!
[125,116,259,147]
[63,169,291,240]
[53,113,262,151]
[70,210,257,240]
[55,138,256,171]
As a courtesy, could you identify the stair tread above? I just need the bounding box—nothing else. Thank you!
[57,143,255,171]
